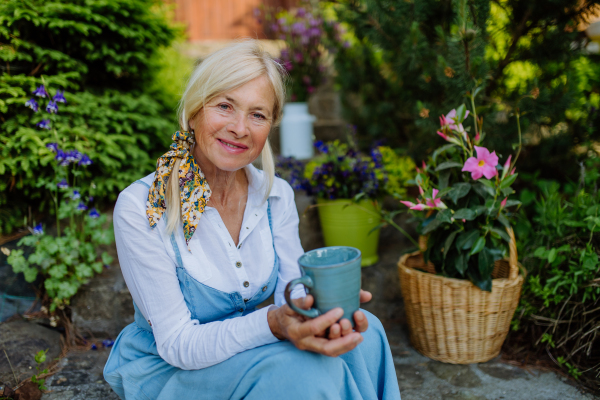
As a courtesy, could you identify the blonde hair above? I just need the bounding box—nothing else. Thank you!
[166,39,286,234]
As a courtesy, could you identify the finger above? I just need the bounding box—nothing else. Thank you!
[359,290,372,303]
[339,318,353,336]
[297,307,343,338]
[319,332,363,357]
[353,310,369,333]
[292,294,314,310]
[328,323,341,339]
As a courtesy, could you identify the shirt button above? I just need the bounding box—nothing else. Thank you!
[148,320,152,327]
[262,286,267,292]
[244,298,249,302]
[238,308,243,312]
[243,281,250,288]
[236,261,242,268]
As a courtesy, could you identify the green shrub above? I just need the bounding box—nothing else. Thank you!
[0,0,180,233]
[327,0,600,179]
[509,158,600,387]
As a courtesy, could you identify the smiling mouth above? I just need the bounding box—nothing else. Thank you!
[218,139,247,149]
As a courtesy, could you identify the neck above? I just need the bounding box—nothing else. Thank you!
[193,147,247,208]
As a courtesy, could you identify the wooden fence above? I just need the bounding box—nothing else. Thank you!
[170,0,298,41]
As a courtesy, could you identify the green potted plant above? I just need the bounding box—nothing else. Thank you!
[393,93,524,363]
[278,136,415,266]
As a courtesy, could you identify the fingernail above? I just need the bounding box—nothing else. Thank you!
[354,336,362,344]
[355,313,363,321]
[335,308,344,317]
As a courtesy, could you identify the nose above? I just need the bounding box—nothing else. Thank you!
[227,111,247,138]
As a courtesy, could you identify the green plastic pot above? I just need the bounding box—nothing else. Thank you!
[316,198,381,267]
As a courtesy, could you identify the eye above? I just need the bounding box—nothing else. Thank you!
[252,112,266,120]
[218,103,230,110]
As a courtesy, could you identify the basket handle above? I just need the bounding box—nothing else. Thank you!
[507,227,518,280]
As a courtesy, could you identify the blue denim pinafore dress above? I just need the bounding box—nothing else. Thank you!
[104,182,401,400]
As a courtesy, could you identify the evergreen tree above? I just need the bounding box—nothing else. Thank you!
[0,0,178,233]
[330,0,600,181]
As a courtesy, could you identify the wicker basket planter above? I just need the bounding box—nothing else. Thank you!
[397,229,523,364]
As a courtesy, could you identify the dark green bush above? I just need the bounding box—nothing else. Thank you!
[508,158,600,387]
[328,0,600,180]
[0,0,179,233]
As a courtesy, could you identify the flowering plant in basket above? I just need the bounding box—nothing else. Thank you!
[400,97,521,292]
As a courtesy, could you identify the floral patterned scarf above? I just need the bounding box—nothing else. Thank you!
[146,131,211,247]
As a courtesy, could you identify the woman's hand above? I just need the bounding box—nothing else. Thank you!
[327,289,372,340]
[267,290,372,357]
[268,295,362,357]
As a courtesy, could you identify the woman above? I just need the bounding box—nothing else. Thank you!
[104,39,401,400]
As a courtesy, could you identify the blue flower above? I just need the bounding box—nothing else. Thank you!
[32,223,44,235]
[32,85,48,98]
[55,149,66,164]
[77,202,88,211]
[72,190,80,200]
[46,143,59,153]
[25,98,39,112]
[79,154,92,166]
[46,100,58,114]
[36,119,51,130]
[66,150,82,163]
[91,343,97,350]
[89,208,100,218]
[102,339,114,348]
[89,196,94,202]
[57,179,68,189]
[53,90,67,104]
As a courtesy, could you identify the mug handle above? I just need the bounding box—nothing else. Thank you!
[284,276,320,319]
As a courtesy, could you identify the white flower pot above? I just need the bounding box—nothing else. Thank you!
[280,102,315,159]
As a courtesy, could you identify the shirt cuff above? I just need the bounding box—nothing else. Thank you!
[242,306,281,349]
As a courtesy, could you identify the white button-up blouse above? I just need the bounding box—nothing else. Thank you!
[113,165,305,370]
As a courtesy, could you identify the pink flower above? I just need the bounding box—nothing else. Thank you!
[474,131,480,143]
[503,155,512,172]
[425,189,447,209]
[500,197,507,209]
[462,146,499,180]
[445,109,469,134]
[400,201,427,211]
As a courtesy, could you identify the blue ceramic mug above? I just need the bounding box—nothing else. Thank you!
[284,246,362,327]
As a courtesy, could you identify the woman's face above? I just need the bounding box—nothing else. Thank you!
[190,75,275,172]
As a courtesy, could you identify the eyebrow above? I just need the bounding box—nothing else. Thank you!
[224,95,270,114]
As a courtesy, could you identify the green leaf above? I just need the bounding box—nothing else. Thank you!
[422,218,443,235]
[473,182,494,197]
[432,144,456,162]
[497,213,510,228]
[500,173,518,189]
[444,230,459,259]
[456,230,479,250]
[455,252,468,275]
[453,208,476,220]
[456,104,467,122]
[447,183,471,204]
[470,236,486,255]
[438,170,451,190]
[478,247,495,278]
[547,248,558,263]
[436,209,453,224]
[490,227,510,242]
[435,161,463,171]
[479,179,495,189]
[504,199,521,208]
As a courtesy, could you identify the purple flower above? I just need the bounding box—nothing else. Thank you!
[77,202,88,211]
[91,343,97,350]
[25,98,39,112]
[55,149,65,162]
[32,223,44,235]
[37,119,51,130]
[270,23,279,32]
[293,52,303,63]
[79,154,92,166]
[57,179,69,189]
[343,41,351,48]
[72,190,81,200]
[88,196,94,202]
[89,208,100,218]
[66,150,82,163]
[46,100,58,114]
[280,48,289,60]
[296,7,306,17]
[102,339,115,348]
[291,22,306,36]
[308,27,321,38]
[53,90,67,104]
[46,143,58,153]
[283,60,293,71]
[32,85,48,98]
